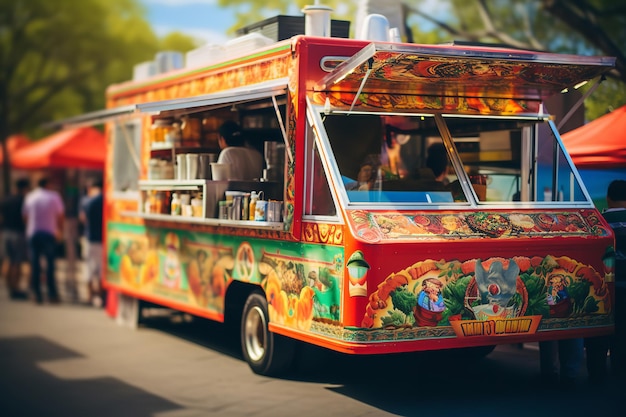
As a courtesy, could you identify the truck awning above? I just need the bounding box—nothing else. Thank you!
[136,77,288,116]
[44,104,139,129]
[315,42,615,102]
[46,77,289,129]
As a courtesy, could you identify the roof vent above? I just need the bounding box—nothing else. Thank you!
[357,14,390,41]
[302,1,333,37]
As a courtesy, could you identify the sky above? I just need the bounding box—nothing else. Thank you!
[140,0,235,45]
[140,0,446,45]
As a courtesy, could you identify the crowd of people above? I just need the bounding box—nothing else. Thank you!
[0,175,104,307]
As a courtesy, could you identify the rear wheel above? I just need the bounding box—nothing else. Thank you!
[240,291,295,376]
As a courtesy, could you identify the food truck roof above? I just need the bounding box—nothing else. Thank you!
[48,36,615,128]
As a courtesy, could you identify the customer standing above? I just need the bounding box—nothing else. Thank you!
[0,178,30,299]
[79,178,104,307]
[585,179,626,381]
[22,177,64,304]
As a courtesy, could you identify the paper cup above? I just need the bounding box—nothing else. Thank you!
[186,154,199,179]
[210,163,230,180]
[176,154,186,179]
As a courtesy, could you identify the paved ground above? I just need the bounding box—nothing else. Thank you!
[1,258,625,417]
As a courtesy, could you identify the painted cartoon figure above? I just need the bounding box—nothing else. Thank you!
[417,278,445,312]
[162,232,182,289]
[474,258,520,307]
[547,273,570,305]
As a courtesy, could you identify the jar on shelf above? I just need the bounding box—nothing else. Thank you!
[181,116,201,141]
[166,122,181,144]
[150,119,171,143]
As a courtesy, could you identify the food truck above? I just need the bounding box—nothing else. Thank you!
[59,17,617,376]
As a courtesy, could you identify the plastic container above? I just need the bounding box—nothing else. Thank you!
[180,193,192,216]
[254,199,267,221]
[191,194,203,217]
[171,193,181,215]
[211,163,230,180]
[248,191,258,220]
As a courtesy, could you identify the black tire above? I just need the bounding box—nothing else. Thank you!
[240,291,295,376]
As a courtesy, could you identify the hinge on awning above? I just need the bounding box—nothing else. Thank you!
[349,57,375,113]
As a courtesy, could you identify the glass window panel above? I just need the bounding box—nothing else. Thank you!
[112,121,141,192]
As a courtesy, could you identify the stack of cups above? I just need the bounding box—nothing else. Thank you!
[176,154,186,180]
[186,154,199,179]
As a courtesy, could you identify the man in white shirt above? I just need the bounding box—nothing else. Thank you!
[216,120,263,181]
[22,177,65,304]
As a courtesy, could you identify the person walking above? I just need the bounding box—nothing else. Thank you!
[0,178,30,300]
[22,177,64,304]
[79,178,104,307]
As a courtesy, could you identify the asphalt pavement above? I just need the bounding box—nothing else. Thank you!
[1,259,625,417]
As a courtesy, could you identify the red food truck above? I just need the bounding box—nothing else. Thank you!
[58,24,616,376]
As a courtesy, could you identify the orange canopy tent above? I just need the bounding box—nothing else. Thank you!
[0,134,31,165]
[561,105,626,169]
[11,127,106,170]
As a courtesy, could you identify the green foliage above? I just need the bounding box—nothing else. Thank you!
[0,0,197,195]
[216,0,358,35]
[381,309,408,328]
[159,32,200,53]
[442,275,472,321]
[1,0,152,136]
[568,280,592,315]
[390,285,417,321]
[519,272,550,318]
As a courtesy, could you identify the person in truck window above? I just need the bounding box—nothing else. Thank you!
[216,120,263,181]
[425,142,449,185]
[346,155,380,191]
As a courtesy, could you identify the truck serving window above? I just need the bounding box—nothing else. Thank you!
[111,120,141,192]
[317,111,590,207]
[441,116,590,205]
[321,113,465,205]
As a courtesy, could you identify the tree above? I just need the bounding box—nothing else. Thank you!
[216,0,358,34]
[218,0,625,119]
[402,0,626,119]
[0,0,198,196]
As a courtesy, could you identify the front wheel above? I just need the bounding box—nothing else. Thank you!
[240,291,295,376]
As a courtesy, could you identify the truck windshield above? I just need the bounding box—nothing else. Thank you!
[318,112,591,207]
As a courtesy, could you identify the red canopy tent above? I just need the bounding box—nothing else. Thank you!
[0,134,31,165]
[561,104,626,169]
[11,127,106,170]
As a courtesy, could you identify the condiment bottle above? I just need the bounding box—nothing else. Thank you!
[180,193,192,216]
[171,193,181,215]
[242,193,250,220]
[248,191,258,221]
[191,193,203,217]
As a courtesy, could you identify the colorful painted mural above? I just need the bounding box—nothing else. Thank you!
[361,255,611,338]
[347,209,610,242]
[260,251,343,330]
[312,91,537,115]
[106,223,343,327]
